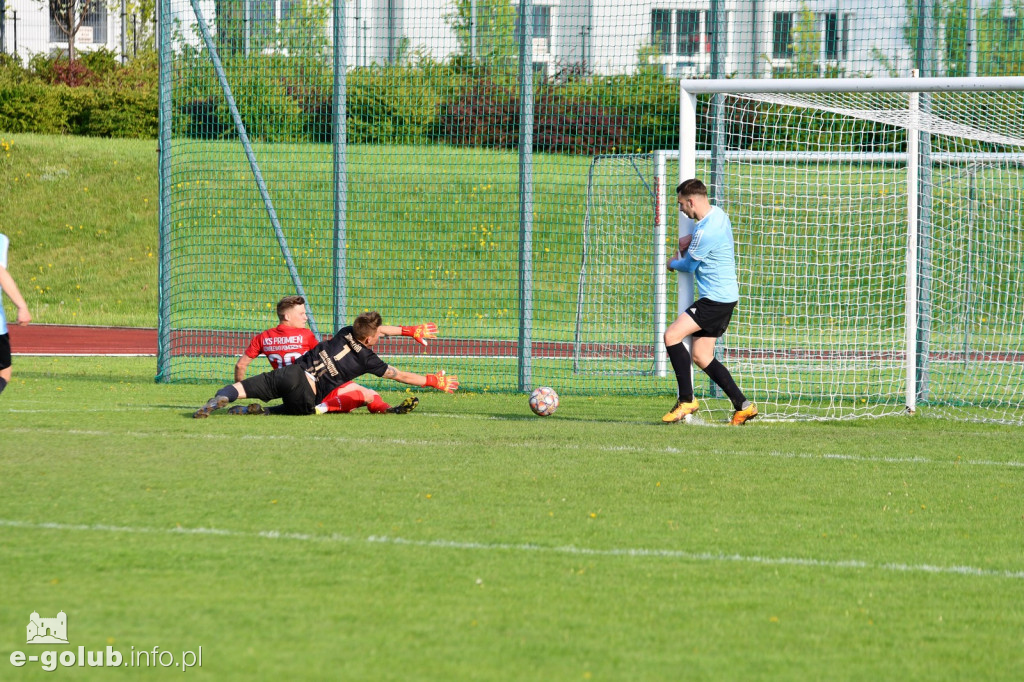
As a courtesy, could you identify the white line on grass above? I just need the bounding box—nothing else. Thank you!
[1,518,1021,581]
[8,425,1024,466]
[7,425,1024,468]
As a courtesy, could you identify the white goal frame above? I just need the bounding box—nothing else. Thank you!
[667,74,1024,415]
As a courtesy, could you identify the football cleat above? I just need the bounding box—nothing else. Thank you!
[314,403,329,415]
[192,395,229,419]
[227,403,265,416]
[386,396,419,415]
[662,398,699,423]
[730,402,759,426]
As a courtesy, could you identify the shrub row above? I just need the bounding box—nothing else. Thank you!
[0,51,158,138]
[171,57,679,154]
[6,52,1003,155]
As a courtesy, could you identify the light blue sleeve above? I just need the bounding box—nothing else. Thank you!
[669,253,700,273]
[0,233,8,268]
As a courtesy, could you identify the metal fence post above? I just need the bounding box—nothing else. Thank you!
[332,0,347,332]
[156,0,172,381]
[517,0,534,391]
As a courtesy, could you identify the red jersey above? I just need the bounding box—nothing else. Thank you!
[244,324,318,370]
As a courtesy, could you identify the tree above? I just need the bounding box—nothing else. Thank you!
[46,0,99,60]
[447,0,518,74]
[787,5,824,78]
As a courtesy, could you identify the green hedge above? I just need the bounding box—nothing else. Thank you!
[0,51,157,138]
[5,52,1006,155]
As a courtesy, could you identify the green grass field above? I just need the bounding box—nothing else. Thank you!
[2,357,1024,679]
[1,130,1023,677]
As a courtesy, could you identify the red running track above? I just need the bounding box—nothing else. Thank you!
[7,324,637,359]
[9,324,1024,363]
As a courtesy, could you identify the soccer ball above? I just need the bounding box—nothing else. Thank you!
[529,386,559,417]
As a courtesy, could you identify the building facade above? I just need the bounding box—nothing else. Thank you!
[5,0,1018,79]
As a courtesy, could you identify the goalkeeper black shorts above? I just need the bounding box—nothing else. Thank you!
[685,298,738,338]
[0,333,10,370]
[240,364,317,415]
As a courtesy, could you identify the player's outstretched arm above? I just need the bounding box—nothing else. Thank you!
[0,264,30,325]
[378,322,438,347]
[234,355,253,383]
[383,366,459,393]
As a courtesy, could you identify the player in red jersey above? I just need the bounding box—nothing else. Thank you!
[195,310,457,418]
[233,295,437,415]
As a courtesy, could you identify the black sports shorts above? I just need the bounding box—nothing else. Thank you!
[0,333,10,371]
[239,363,316,415]
[684,298,738,338]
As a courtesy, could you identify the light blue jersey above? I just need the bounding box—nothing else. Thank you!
[688,206,739,303]
[0,233,9,335]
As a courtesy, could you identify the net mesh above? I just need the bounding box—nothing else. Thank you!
[573,154,661,378]
[702,90,1024,423]
[158,1,1024,423]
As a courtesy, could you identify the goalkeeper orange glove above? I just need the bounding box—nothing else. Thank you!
[401,322,438,347]
[424,370,459,393]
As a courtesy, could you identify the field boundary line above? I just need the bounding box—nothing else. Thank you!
[1,518,1022,581]
[7,426,1024,468]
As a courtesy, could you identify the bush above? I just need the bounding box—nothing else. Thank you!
[438,76,642,154]
[78,87,158,138]
[0,52,157,138]
[437,79,518,150]
[0,82,69,133]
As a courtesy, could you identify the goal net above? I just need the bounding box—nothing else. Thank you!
[573,153,665,378]
[675,81,1024,423]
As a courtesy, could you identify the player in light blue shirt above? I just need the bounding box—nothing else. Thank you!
[663,179,757,425]
[0,233,33,396]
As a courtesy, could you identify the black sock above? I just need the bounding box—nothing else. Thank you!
[702,358,746,410]
[0,377,7,395]
[216,385,239,402]
[665,342,693,402]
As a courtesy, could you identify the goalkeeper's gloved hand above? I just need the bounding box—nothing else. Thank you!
[401,322,438,347]
[424,370,459,393]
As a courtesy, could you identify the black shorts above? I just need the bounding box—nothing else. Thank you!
[239,364,316,415]
[0,333,11,371]
[684,298,738,338]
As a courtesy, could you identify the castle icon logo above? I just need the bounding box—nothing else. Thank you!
[26,611,68,645]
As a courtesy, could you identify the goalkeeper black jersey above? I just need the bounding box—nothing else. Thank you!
[293,325,389,401]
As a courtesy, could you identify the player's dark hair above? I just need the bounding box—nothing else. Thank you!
[676,178,708,198]
[353,311,383,341]
[276,295,305,321]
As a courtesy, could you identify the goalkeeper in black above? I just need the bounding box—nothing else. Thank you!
[193,311,459,417]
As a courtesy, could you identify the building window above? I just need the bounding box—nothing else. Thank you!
[772,12,794,59]
[534,5,551,39]
[515,5,552,40]
[251,0,276,42]
[676,10,702,56]
[281,0,300,23]
[651,9,673,54]
[823,12,850,61]
[50,0,107,43]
